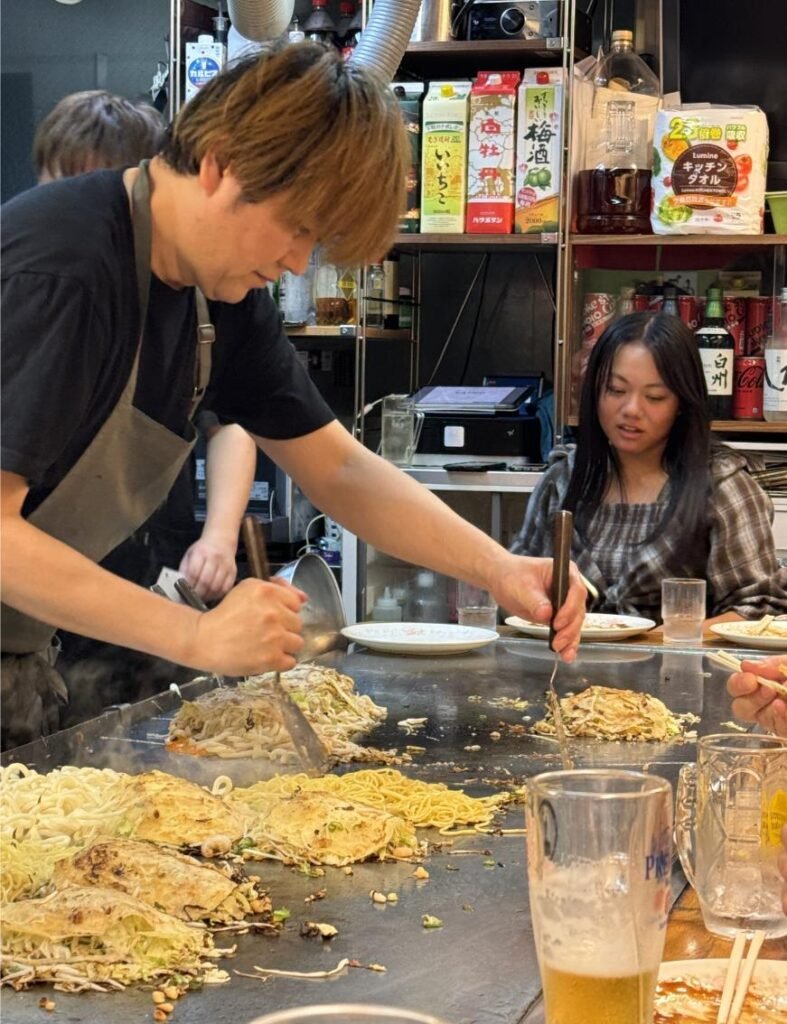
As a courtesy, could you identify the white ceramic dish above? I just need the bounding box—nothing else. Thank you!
[655,958,787,1021]
[505,612,656,642]
[709,620,787,651]
[341,622,498,656]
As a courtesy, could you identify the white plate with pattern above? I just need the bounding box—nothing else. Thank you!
[341,622,498,655]
[655,958,787,1022]
[710,619,787,651]
[505,612,656,642]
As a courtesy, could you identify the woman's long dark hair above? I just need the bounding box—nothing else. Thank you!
[563,313,711,559]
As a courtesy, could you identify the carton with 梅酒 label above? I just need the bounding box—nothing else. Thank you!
[515,70,564,234]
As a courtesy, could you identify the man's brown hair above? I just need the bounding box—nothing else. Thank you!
[162,41,409,267]
[33,90,165,180]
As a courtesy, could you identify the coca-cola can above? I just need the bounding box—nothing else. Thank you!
[678,295,700,331]
[581,292,616,348]
[745,296,770,357]
[723,296,747,356]
[732,355,765,420]
[633,293,650,313]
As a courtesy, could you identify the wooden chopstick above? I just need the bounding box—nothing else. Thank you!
[716,929,765,1024]
[708,650,787,698]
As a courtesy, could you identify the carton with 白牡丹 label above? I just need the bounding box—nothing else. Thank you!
[466,71,520,234]
[515,70,564,235]
[421,81,471,234]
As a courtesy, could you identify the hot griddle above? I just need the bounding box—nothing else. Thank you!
[1,639,749,1024]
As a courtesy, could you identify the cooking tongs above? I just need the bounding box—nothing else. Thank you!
[241,515,331,777]
[548,509,574,770]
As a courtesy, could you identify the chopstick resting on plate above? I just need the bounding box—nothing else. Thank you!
[708,650,787,698]
[716,929,765,1024]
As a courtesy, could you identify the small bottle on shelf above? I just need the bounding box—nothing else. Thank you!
[662,285,679,317]
[763,287,787,422]
[365,263,384,328]
[617,285,635,316]
[303,0,338,45]
[383,254,399,330]
[695,287,734,421]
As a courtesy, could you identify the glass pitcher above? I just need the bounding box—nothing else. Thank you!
[380,394,424,467]
[675,733,787,938]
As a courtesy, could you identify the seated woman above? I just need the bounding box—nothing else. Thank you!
[511,312,787,626]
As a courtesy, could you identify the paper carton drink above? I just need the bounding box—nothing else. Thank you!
[515,71,563,234]
[466,71,520,233]
[421,81,471,234]
[185,34,226,103]
[392,83,425,234]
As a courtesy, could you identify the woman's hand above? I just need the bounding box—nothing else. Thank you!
[726,654,787,738]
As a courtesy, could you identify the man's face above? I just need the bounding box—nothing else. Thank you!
[187,162,315,304]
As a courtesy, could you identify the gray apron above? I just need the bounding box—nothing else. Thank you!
[1,160,214,745]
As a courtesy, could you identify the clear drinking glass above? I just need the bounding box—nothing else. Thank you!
[380,394,424,467]
[526,769,673,1024]
[248,1006,451,1024]
[676,733,787,938]
[456,581,498,629]
[660,577,706,644]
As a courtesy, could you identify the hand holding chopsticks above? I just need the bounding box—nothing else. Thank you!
[709,650,787,698]
[716,929,766,1024]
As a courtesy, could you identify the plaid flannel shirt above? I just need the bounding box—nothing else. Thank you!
[511,445,787,622]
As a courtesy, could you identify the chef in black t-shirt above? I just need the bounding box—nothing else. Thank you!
[0,43,586,749]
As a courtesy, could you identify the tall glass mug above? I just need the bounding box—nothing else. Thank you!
[676,733,787,938]
[248,1006,450,1024]
[380,395,424,467]
[526,770,673,1024]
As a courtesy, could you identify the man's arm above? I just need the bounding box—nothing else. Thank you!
[180,424,258,600]
[1,470,305,674]
[259,421,586,659]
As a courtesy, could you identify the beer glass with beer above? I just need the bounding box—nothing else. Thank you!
[676,733,787,938]
[526,769,673,1024]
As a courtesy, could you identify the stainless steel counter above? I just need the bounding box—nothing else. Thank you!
[1,639,750,1024]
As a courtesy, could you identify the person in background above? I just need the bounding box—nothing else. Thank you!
[511,313,787,626]
[33,89,259,602]
[1,44,585,749]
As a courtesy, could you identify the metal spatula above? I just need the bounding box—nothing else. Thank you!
[548,510,574,770]
[241,515,331,776]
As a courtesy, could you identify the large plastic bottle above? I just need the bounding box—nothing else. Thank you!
[371,587,403,622]
[764,287,787,422]
[576,30,660,235]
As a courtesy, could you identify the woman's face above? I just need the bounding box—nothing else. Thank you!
[597,342,680,459]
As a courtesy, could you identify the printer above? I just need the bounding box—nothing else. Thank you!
[413,377,544,462]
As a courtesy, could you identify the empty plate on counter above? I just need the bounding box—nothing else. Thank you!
[341,622,498,655]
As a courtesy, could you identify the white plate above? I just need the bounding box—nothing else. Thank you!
[656,958,787,1021]
[341,622,498,655]
[505,612,656,642]
[710,620,787,651]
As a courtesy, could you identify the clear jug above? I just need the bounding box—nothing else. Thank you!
[675,733,787,938]
[380,394,424,467]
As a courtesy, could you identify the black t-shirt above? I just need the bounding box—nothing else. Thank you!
[1,171,335,517]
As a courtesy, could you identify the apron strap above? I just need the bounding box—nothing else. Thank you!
[132,160,215,424]
[191,288,214,420]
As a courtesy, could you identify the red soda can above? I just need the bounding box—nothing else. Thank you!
[581,292,616,347]
[678,295,700,331]
[745,297,770,356]
[633,293,649,312]
[723,296,747,355]
[732,356,765,420]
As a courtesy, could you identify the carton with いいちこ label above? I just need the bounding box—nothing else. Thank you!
[421,81,471,234]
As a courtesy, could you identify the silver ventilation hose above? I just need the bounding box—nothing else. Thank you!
[350,0,423,82]
[227,0,423,84]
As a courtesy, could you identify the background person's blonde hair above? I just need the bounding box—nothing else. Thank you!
[162,41,409,267]
[33,91,165,181]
